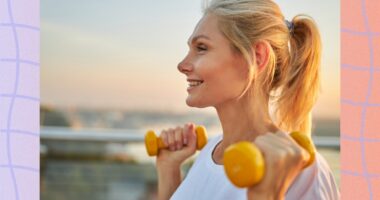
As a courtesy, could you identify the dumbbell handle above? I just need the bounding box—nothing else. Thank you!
[155,137,167,149]
[151,135,206,150]
[223,131,316,188]
[145,125,208,156]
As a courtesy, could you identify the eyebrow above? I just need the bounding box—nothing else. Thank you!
[187,35,211,46]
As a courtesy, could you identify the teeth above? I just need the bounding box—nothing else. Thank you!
[188,80,203,87]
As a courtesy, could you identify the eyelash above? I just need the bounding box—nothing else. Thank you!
[196,44,207,52]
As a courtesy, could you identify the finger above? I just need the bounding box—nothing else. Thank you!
[257,133,308,168]
[160,129,168,146]
[263,132,298,156]
[252,135,279,188]
[174,126,183,150]
[256,133,282,149]
[184,123,197,150]
[254,134,288,168]
[274,131,294,146]
[274,131,310,162]
[183,123,189,145]
[167,128,175,151]
[254,134,274,156]
[261,132,291,150]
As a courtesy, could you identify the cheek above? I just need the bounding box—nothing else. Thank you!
[195,53,249,103]
[206,67,248,101]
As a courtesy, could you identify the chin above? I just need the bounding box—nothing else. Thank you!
[186,97,208,108]
[185,99,198,107]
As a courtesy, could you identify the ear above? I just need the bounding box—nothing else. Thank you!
[252,40,270,72]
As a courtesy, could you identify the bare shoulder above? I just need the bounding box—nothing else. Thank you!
[286,151,340,200]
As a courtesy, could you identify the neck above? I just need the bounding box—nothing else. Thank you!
[213,93,279,164]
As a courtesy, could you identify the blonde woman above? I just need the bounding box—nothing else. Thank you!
[156,0,339,199]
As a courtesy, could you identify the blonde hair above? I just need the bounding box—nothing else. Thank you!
[203,0,322,136]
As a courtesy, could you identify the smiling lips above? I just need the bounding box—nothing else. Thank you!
[187,79,204,90]
[189,80,203,87]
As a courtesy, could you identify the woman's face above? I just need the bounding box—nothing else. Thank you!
[178,14,249,108]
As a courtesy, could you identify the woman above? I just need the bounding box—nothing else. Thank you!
[156,0,340,199]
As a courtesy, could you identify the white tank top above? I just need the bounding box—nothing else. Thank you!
[171,135,340,200]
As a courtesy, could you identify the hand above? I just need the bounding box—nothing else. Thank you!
[156,123,198,168]
[247,131,311,200]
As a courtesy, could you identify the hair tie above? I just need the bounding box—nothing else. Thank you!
[285,20,294,34]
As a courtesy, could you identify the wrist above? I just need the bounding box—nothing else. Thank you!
[156,161,182,178]
[248,189,285,200]
[156,163,182,200]
[156,159,181,170]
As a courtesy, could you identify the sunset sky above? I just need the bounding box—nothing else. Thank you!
[41,0,339,118]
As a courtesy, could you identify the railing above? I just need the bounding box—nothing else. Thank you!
[40,126,340,148]
[40,126,339,200]
[41,126,145,143]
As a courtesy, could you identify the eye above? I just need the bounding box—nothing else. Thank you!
[196,44,208,52]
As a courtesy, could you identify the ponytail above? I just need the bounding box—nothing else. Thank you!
[276,15,322,136]
[204,1,322,136]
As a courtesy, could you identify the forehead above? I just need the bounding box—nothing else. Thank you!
[189,14,224,42]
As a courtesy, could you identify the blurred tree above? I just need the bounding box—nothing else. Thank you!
[41,105,71,127]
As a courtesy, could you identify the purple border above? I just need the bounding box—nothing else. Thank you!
[0,0,379,199]
[0,0,39,199]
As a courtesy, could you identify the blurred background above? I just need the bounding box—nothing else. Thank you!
[41,0,340,199]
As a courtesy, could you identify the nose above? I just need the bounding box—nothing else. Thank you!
[177,60,193,75]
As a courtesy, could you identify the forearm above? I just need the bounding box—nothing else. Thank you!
[157,164,182,200]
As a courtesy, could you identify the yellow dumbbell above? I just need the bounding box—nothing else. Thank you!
[223,131,316,188]
[145,125,208,156]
